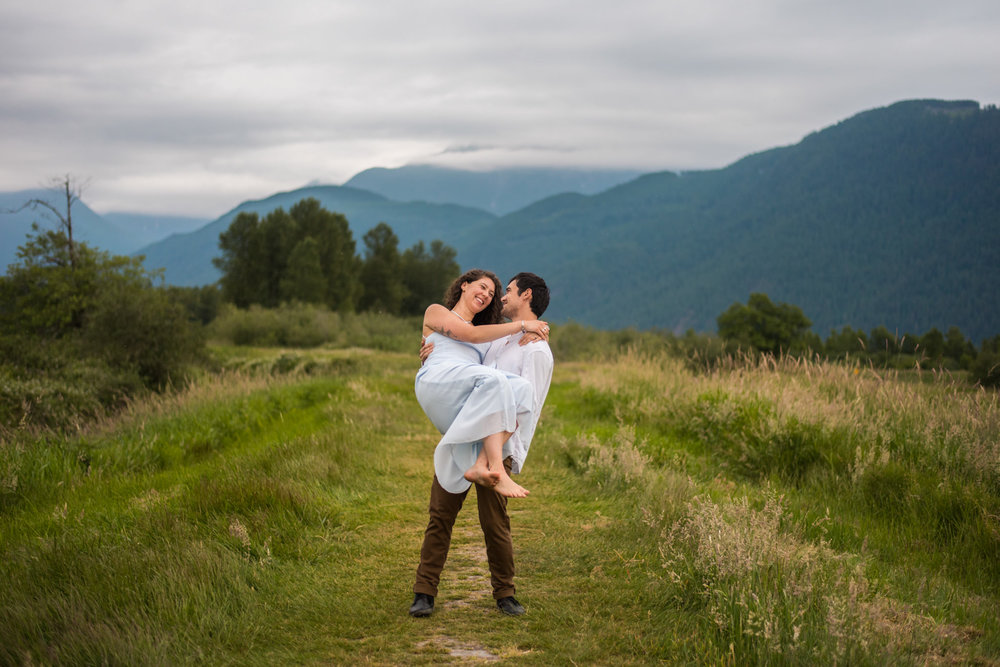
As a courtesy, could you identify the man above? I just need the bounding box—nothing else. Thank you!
[409,272,554,618]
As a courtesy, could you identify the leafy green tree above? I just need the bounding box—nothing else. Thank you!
[256,208,298,307]
[83,277,203,387]
[399,239,460,315]
[287,199,360,311]
[215,211,268,308]
[919,327,945,363]
[359,222,406,313]
[970,335,1000,387]
[214,199,361,311]
[825,326,868,359]
[0,225,202,387]
[165,284,223,326]
[716,293,813,355]
[869,326,899,355]
[280,237,326,304]
[944,326,975,367]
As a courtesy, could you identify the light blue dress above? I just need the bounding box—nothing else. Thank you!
[415,332,535,494]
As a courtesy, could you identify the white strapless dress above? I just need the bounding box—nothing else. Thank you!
[414,332,535,493]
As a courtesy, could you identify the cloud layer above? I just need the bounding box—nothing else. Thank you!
[2,0,998,215]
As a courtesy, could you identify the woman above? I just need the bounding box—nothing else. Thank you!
[415,269,549,498]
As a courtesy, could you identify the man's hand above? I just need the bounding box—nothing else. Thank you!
[419,338,435,364]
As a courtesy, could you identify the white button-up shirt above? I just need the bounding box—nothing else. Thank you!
[483,333,554,474]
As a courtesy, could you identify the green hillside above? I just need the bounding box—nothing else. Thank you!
[458,100,1000,341]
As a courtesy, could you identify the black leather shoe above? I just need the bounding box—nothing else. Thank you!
[409,593,434,617]
[496,596,525,616]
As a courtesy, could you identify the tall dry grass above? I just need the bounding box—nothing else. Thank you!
[558,349,999,663]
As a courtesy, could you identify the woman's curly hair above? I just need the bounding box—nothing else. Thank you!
[442,269,503,325]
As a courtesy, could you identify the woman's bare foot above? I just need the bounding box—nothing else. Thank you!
[464,464,501,488]
[493,474,529,498]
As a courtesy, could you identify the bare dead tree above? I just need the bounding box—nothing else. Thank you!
[2,174,89,270]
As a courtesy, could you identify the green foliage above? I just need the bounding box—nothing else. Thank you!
[207,302,420,352]
[280,236,326,304]
[398,239,460,316]
[717,293,814,355]
[214,199,362,311]
[163,284,223,326]
[358,222,405,313]
[83,280,205,387]
[0,225,204,430]
[970,335,1000,388]
[213,198,459,318]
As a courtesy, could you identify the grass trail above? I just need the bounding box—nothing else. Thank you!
[2,347,998,664]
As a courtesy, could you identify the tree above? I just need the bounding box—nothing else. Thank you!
[287,199,360,311]
[3,175,87,271]
[716,293,813,355]
[0,224,202,387]
[215,211,267,308]
[970,335,1000,388]
[359,222,406,313]
[944,326,975,367]
[280,237,326,304]
[214,199,361,311]
[399,239,460,315]
[825,326,868,359]
[919,327,945,363]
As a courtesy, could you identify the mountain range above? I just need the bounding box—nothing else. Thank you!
[2,99,997,341]
[343,165,643,215]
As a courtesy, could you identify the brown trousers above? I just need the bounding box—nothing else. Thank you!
[413,457,515,600]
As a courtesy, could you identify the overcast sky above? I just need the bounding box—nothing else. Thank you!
[1,0,997,217]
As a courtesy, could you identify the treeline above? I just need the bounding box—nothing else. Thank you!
[3,194,999,436]
[714,293,1000,386]
[0,197,463,432]
[213,197,459,316]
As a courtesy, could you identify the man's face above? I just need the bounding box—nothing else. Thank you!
[500,280,529,319]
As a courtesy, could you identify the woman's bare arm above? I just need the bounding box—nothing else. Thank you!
[422,304,548,343]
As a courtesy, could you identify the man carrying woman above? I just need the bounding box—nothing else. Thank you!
[410,270,553,617]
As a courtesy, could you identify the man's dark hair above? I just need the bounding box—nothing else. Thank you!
[510,272,549,317]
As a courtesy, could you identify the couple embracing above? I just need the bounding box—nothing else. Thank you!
[409,269,554,618]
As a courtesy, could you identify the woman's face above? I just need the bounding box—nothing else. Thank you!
[461,276,495,313]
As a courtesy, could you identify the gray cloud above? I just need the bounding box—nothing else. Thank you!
[1,0,998,215]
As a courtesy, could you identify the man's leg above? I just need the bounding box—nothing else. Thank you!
[476,457,516,600]
[414,474,468,597]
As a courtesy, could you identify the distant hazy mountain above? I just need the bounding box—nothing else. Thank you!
[343,165,644,215]
[0,192,211,270]
[103,212,211,250]
[456,100,1000,341]
[136,185,496,286]
[8,99,997,341]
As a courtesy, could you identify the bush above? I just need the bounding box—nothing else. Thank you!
[969,350,1000,388]
[83,283,205,387]
[208,303,420,351]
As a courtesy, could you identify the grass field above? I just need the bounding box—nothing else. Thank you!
[1,346,998,664]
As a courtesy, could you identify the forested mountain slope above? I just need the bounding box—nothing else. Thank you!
[457,100,1000,340]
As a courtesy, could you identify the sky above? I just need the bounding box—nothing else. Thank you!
[1,0,998,218]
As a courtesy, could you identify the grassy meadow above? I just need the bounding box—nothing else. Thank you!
[1,343,998,664]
